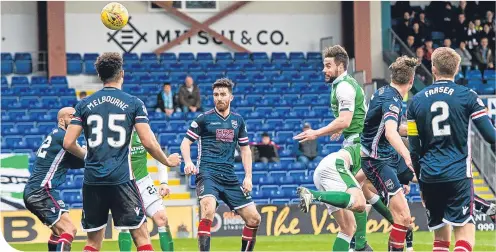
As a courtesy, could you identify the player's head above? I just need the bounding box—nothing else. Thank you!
[431,47,461,80]
[94,52,124,86]
[212,78,234,112]
[389,55,419,89]
[57,107,75,129]
[322,45,349,83]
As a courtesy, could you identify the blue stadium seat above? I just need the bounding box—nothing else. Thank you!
[216,52,232,61]
[61,190,82,204]
[12,76,29,85]
[25,135,43,149]
[141,53,158,61]
[178,52,195,63]
[50,76,68,85]
[160,53,177,63]
[38,122,57,134]
[484,70,496,80]
[20,96,39,109]
[123,53,139,62]
[289,52,305,62]
[252,52,269,63]
[1,59,13,74]
[16,122,35,134]
[197,52,213,62]
[234,52,250,61]
[159,133,178,145]
[306,52,322,62]
[3,136,23,149]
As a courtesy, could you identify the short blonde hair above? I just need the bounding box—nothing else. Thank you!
[389,56,419,85]
[431,47,461,78]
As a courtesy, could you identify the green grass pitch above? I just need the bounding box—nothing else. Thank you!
[9,231,496,251]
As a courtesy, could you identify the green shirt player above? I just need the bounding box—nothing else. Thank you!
[294,45,372,251]
[118,131,175,252]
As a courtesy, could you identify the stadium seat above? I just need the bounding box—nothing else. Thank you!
[197,52,213,62]
[178,52,195,63]
[1,58,13,74]
[141,53,158,61]
[160,53,177,63]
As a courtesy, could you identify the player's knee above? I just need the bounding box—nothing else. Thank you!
[246,212,261,227]
[59,215,77,236]
[340,219,356,236]
[398,212,412,226]
[201,207,216,220]
[153,211,168,227]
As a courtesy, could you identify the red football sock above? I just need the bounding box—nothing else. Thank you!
[56,233,73,252]
[241,224,259,251]
[198,218,212,237]
[433,240,450,251]
[454,240,472,252]
[83,245,98,251]
[388,224,408,251]
[137,244,154,251]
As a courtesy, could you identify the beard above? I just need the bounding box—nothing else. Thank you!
[216,102,228,112]
[325,69,339,83]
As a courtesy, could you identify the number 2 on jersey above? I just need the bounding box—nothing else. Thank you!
[37,135,52,158]
[87,114,126,148]
[431,101,451,136]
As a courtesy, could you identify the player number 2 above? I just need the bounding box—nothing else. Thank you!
[36,135,52,158]
[87,114,126,148]
[431,101,451,136]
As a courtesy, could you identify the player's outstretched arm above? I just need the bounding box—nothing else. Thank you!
[294,111,353,143]
[63,125,87,159]
[385,120,413,170]
[135,123,181,167]
[240,145,253,193]
[180,138,198,174]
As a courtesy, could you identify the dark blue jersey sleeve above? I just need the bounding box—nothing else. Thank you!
[468,91,496,144]
[71,101,84,126]
[134,97,149,124]
[382,97,402,123]
[407,100,422,180]
[185,114,204,142]
[237,117,249,146]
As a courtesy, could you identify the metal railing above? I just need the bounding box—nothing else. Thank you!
[470,123,496,194]
[388,28,433,85]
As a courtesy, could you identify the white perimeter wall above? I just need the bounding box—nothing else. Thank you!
[1,1,39,53]
[64,1,342,54]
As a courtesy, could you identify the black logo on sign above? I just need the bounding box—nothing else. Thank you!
[107,17,147,53]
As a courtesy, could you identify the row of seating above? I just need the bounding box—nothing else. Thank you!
[2,76,69,86]
[2,96,78,109]
[1,53,32,75]
[122,61,323,72]
[2,86,75,96]
[465,80,496,95]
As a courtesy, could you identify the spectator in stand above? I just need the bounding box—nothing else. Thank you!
[295,123,319,165]
[402,35,417,55]
[417,11,431,35]
[480,24,496,51]
[485,10,495,29]
[178,75,201,113]
[455,41,473,75]
[398,11,413,42]
[454,13,468,42]
[412,22,426,46]
[252,132,280,163]
[415,46,432,83]
[441,2,456,38]
[466,21,480,50]
[443,38,453,48]
[474,18,484,32]
[156,83,176,117]
[424,39,434,61]
[456,1,469,18]
[78,91,87,100]
[474,37,494,72]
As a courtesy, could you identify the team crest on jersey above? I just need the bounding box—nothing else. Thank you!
[477,98,485,107]
[231,120,238,129]
[385,179,394,190]
[50,207,56,213]
[134,207,140,216]
[216,129,235,142]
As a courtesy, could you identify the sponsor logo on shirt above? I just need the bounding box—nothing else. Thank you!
[216,129,234,142]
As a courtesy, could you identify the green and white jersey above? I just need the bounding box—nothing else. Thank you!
[330,72,367,142]
[343,143,362,176]
[131,131,148,181]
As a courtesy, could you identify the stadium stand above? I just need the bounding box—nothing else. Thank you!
[0,51,434,207]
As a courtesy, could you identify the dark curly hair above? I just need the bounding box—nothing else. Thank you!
[212,78,234,94]
[94,52,123,84]
[323,45,349,70]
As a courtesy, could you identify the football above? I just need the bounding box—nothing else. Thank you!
[100,2,129,30]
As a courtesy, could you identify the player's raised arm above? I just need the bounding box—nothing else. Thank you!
[63,105,86,159]
[468,92,496,144]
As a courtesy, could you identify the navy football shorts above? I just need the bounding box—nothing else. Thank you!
[81,180,146,232]
[362,156,403,206]
[421,178,475,230]
[195,174,254,211]
[23,187,69,227]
